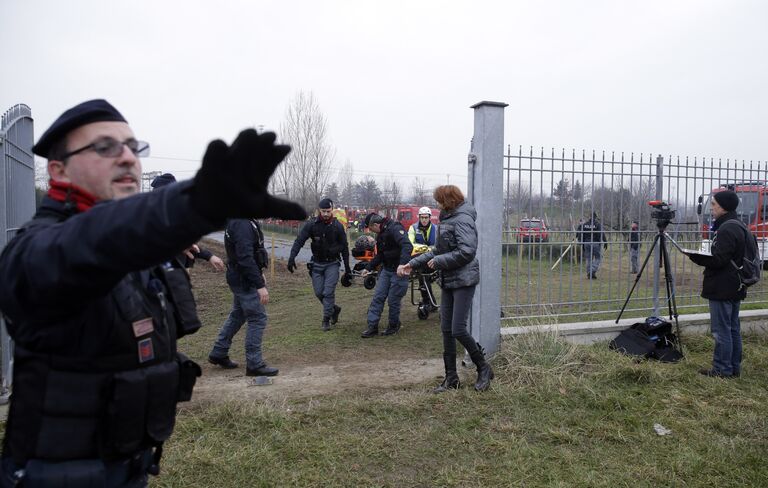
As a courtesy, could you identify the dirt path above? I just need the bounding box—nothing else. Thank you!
[191,357,451,404]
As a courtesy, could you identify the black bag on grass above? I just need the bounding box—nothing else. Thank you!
[610,318,682,363]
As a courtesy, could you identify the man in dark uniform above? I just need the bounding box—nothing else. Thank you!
[360,212,414,338]
[0,99,305,486]
[287,198,352,331]
[577,212,608,279]
[208,218,278,375]
[151,172,225,272]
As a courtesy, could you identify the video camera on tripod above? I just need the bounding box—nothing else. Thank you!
[648,200,676,227]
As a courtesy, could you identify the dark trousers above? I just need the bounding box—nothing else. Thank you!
[440,285,479,357]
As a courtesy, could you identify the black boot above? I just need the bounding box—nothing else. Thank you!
[469,344,494,392]
[361,325,379,338]
[322,318,331,331]
[331,305,342,325]
[433,353,460,393]
[381,322,401,336]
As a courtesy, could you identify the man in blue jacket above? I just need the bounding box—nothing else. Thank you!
[287,198,352,331]
[208,218,278,376]
[360,212,414,337]
[0,99,305,486]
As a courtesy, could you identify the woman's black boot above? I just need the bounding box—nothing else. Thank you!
[469,344,494,392]
[433,353,460,393]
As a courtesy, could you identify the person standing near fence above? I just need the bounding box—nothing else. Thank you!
[577,212,608,279]
[398,185,493,392]
[629,221,640,274]
[287,198,352,331]
[687,190,747,378]
[0,99,306,486]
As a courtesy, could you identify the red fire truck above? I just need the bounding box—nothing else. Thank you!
[380,205,439,229]
[697,181,768,261]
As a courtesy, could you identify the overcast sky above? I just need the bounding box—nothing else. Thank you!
[2,0,766,192]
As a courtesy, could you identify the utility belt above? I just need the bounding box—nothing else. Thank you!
[2,448,154,487]
[6,346,201,471]
[313,256,340,264]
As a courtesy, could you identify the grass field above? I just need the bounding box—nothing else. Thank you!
[148,240,768,487]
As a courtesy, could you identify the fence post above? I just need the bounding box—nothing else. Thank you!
[469,101,507,356]
[652,155,664,316]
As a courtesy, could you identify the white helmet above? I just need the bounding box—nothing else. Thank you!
[418,206,432,217]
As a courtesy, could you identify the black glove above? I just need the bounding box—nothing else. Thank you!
[604,242,608,250]
[287,258,296,273]
[190,129,308,222]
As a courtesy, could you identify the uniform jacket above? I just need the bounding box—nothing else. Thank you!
[225,218,268,290]
[290,217,351,270]
[408,222,437,246]
[688,211,747,301]
[367,218,413,272]
[578,219,607,244]
[409,202,480,289]
[0,181,216,464]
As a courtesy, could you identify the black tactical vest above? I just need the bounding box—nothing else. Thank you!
[3,216,202,466]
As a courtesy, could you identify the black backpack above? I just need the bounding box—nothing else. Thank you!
[609,319,683,363]
[719,220,761,289]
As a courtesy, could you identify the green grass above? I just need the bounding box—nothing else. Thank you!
[159,327,768,487]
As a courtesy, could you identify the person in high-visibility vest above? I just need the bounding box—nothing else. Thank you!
[408,207,439,313]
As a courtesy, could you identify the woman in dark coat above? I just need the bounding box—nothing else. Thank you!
[398,185,493,392]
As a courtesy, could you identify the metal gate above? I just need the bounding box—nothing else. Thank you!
[502,146,768,323]
[0,104,35,394]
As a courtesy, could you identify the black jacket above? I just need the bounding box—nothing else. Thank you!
[629,228,640,250]
[688,211,747,301]
[367,218,413,272]
[290,217,351,271]
[224,219,268,290]
[0,181,215,464]
[578,219,606,244]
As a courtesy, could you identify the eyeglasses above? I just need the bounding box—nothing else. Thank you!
[61,137,150,160]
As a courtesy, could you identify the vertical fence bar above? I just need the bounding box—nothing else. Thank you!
[469,101,506,355]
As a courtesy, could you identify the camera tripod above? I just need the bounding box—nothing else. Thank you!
[616,219,684,354]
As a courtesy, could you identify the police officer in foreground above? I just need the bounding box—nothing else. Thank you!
[360,212,414,338]
[287,198,352,331]
[0,99,306,486]
[577,211,608,279]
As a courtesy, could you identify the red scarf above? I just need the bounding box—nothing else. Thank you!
[47,180,97,213]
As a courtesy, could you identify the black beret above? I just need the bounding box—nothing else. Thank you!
[318,198,333,209]
[151,173,177,189]
[713,190,739,212]
[33,99,127,157]
[364,212,381,228]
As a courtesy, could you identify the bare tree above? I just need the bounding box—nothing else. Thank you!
[278,91,336,210]
[410,177,431,206]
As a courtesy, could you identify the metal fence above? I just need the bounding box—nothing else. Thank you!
[0,104,35,394]
[501,146,768,323]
